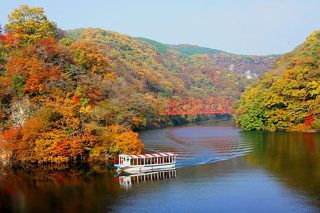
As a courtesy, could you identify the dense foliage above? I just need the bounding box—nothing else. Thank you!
[235,31,320,132]
[0,5,276,164]
[0,6,143,163]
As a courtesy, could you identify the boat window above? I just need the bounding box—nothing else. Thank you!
[130,159,133,165]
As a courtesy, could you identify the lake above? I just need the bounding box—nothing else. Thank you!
[1,122,319,212]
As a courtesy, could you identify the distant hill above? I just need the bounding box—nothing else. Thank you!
[234,30,320,132]
[168,44,223,56]
[65,28,279,100]
[136,37,279,80]
[136,37,169,55]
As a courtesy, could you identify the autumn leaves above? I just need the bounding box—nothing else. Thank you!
[234,31,320,131]
[0,5,143,164]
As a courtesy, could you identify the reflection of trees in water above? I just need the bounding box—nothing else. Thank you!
[0,164,121,212]
[243,131,320,207]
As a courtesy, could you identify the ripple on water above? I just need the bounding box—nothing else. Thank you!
[140,126,253,168]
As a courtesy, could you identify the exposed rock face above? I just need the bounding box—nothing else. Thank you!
[11,97,33,128]
[0,148,11,165]
[168,43,279,79]
[210,54,277,79]
[244,70,258,79]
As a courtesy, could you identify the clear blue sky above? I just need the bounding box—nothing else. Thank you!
[1,0,319,55]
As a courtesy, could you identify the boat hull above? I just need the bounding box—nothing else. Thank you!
[117,163,175,174]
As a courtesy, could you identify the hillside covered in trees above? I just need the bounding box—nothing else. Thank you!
[0,5,277,164]
[66,29,277,99]
[235,31,320,132]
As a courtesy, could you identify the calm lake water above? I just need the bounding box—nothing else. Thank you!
[1,122,320,212]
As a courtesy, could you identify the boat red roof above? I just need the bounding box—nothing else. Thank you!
[129,152,175,159]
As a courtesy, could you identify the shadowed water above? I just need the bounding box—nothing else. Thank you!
[0,123,320,212]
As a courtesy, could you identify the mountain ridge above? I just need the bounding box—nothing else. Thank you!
[65,28,279,82]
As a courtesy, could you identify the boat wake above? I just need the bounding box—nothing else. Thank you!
[140,126,253,168]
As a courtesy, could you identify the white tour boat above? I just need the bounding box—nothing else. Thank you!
[114,152,177,174]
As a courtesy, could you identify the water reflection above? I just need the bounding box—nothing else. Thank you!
[0,125,319,212]
[243,131,320,207]
[117,169,176,190]
[0,164,121,213]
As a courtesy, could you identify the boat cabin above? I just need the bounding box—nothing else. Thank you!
[118,152,176,167]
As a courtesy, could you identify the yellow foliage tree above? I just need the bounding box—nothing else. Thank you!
[4,5,58,43]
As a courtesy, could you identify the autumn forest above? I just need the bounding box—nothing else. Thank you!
[0,5,319,165]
